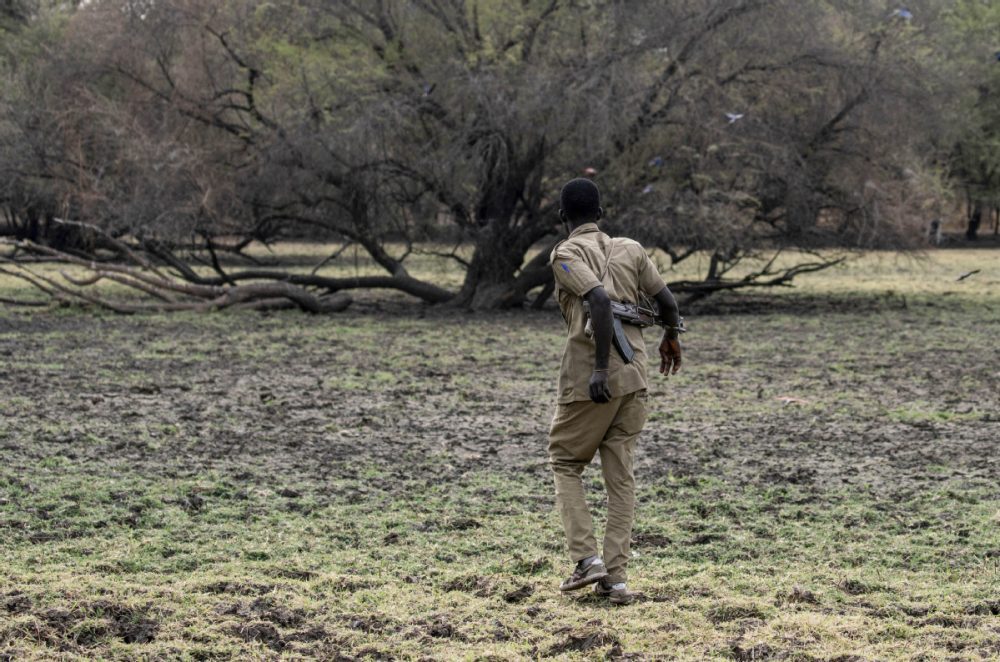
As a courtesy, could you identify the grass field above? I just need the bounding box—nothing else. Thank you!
[1,248,998,660]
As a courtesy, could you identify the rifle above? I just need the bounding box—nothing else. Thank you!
[582,299,686,364]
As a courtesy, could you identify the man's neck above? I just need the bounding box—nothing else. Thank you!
[570,219,599,230]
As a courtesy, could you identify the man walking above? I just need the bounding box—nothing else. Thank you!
[548,178,682,605]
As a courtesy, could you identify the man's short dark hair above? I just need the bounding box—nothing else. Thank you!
[560,178,601,222]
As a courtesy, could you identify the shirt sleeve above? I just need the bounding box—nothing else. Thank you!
[551,247,603,297]
[637,250,667,296]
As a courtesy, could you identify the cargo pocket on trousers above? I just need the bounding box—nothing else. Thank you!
[620,390,648,436]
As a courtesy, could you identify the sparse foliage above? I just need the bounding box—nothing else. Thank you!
[0,0,991,311]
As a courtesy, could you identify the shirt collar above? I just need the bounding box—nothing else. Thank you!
[569,222,601,238]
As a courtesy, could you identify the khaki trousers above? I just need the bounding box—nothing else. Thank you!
[547,390,647,584]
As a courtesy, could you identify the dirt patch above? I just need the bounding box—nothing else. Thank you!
[227,621,284,651]
[284,625,332,643]
[41,609,70,640]
[776,586,820,606]
[90,601,159,644]
[352,645,396,660]
[401,615,463,642]
[964,600,1000,616]
[543,627,619,657]
[324,576,380,592]
[502,584,534,603]
[445,517,481,531]
[266,567,317,581]
[729,642,777,661]
[24,601,158,648]
[897,604,930,617]
[198,580,276,596]
[215,597,306,628]
[1,592,31,615]
[837,579,883,596]
[915,615,980,628]
[509,555,550,575]
[441,574,496,597]
[339,614,399,634]
[706,603,769,623]
[632,531,672,547]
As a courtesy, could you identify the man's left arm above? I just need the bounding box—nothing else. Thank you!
[652,286,682,376]
[637,250,682,377]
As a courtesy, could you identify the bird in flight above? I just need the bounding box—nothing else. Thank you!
[726,113,744,124]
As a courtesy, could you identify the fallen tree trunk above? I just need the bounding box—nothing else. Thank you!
[0,219,848,313]
[0,239,352,314]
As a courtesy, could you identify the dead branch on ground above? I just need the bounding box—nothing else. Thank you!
[0,237,352,314]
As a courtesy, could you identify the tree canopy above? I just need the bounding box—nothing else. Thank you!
[1,0,997,310]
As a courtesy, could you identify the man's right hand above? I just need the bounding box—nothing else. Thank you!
[589,370,612,403]
[659,336,682,376]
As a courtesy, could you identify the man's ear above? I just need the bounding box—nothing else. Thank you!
[559,209,567,222]
[596,207,604,220]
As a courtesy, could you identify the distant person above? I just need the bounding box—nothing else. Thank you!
[547,178,683,605]
[928,218,942,246]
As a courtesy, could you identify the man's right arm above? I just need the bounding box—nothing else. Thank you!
[584,285,613,403]
[551,246,614,403]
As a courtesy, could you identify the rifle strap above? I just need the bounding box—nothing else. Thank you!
[596,236,615,289]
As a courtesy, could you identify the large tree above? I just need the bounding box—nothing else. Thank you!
[941,0,1000,239]
[0,0,958,312]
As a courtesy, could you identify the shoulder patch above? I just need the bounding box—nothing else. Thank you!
[553,240,584,261]
[549,238,568,265]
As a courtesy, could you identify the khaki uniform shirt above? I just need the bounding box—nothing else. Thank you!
[550,223,667,404]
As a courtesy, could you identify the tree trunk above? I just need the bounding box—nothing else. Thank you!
[24,208,40,242]
[455,226,529,309]
[966,200,982,241]
[784,180,820,238]
[451,209,557,310]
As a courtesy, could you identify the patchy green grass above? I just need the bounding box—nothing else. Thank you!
[0,247,998,659]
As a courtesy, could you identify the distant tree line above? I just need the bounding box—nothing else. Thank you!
[1,0,998,310]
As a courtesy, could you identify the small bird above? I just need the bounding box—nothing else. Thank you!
[641,184,654,195]
[422,83,435,96]
[725,112,744,124]
[648,156,664,167]
[891,7,913,20]
[956,269,981,281]
[583,167,598,177]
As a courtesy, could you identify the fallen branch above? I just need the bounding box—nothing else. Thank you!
[0,239,352,314]
[668,256,846,303]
